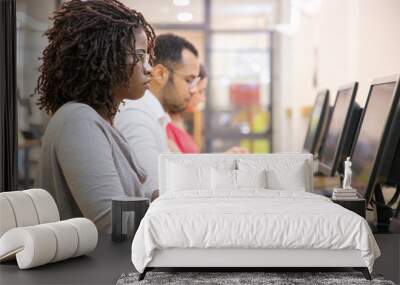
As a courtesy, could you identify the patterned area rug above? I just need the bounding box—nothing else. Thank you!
[116,271,395,285]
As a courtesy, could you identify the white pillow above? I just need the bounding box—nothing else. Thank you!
[238,159,308,191]
[167,162,211,192]
[236,169,268,189]
[211,168,236,190]
[266,163,307,191]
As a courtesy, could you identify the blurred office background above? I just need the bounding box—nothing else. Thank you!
[16,0,400,189]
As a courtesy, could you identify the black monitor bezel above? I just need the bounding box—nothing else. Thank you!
[350,74,400,205]
[318,82,359,177]
[303,89,330,156]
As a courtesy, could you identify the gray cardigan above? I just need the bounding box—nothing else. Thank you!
[37,102,146,233]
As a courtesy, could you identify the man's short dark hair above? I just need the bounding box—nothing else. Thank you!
[199,64,207,79]
[154,33,198,66]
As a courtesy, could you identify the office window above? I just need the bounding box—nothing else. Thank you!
[206,32,273,151]
[16,0,56,189]
[120,0,205,25]
[211,0,277,30]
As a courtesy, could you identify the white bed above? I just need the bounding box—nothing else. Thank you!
[131,154,380,280]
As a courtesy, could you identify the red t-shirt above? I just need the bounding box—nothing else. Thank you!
[166,122,199,153]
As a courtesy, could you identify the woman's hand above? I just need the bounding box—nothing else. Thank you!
[151,190,159,202]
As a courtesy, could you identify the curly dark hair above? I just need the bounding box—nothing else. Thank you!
[35,0,155,120]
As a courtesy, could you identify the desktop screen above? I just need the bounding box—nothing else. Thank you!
[319,88,353,169]
[303,91,328,154]
[352,82,396,197]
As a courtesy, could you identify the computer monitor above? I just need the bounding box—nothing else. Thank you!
[387,142,400,225]
[388,142,400,186]
[318,82,361,176]
[303,89,330,156]
[350,75,400,208]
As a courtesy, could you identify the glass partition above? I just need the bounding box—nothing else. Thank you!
[206,32,272,152]
[16,0,55,189]
[211,0,277,30]
[121,0,205,25]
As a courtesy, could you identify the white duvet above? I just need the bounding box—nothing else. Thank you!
[131,190,380,273]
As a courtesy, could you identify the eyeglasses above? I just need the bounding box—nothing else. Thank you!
[126,52,150,68]
[167,67,201,90]
[136,53,150,67]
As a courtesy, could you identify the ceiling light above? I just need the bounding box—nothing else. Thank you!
[177,12,193,22]
[173,0,190,6]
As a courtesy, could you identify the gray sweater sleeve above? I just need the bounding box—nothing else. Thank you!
[56,119,125,230]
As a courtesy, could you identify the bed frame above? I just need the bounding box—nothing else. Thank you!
[139,248,371,280]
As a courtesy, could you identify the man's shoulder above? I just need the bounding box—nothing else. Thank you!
[115,106,157,132]
[118,96,154,117]
[116,103,155,123]
[118,100,148,114]
[116,92,161,125]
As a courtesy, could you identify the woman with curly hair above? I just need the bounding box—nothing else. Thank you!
[35,0,155,232]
